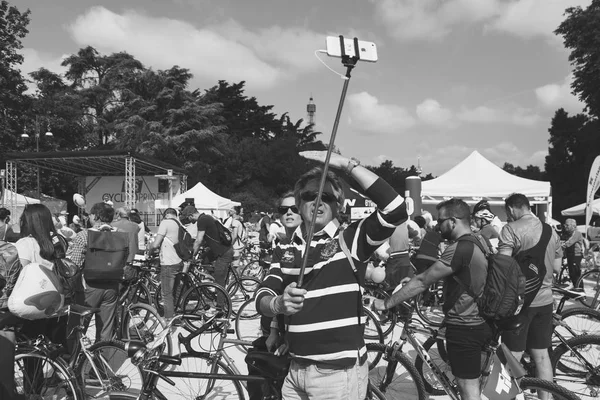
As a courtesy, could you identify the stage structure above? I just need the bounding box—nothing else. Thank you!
[1,150,185,226]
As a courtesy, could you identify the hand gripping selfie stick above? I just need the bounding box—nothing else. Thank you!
[297,36,362,288]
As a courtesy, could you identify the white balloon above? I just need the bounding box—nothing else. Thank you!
[73,193,86,208]
[371,267,386,284]
[365,263,375,281]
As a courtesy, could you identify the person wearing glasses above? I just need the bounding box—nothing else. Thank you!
[256,151,408,400]
[374,198,490,400]
[268,192,303,245]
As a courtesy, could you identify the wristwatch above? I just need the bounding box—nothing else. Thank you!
[346,157,360,174]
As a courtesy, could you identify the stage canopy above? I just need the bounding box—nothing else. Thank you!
[160,182,241,211]
[421,151,551,203]
[561,198,600,217]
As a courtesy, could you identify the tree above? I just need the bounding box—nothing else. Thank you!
[545,108,600,217]
[366,160,433,195]
[555,0,600,118]
[0,0,31,155]
[502,163,546,181]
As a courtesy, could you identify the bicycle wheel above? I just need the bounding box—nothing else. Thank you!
[120,302,173,355]
[551,334,600,399]
[555,307,600,343]
[153,272,196,316]
[75,339,144,398]
[155,353,244,399]
[366,342,427,400]
[241,260,266,281]
[179,282,232,331]
[227,276,261,315]
[234,297,263,353]
[414,336,452,396]
[577,269,600,308]
[126,281,152,305]
[363,306,384,344]
[14,351,81,399]
[414,281,445,327]
[519,377,581,400]
[364,285,397,338]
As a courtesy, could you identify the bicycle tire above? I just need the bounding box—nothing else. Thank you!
[154,352,245,399]
[519,377,581,400]
[234,297,262,353]
[126,281,152,306]
[227,276,261,315]
[555,307,600,343]
[576,268,600,308]
[363,306,385,344]
[414,336,452,396]
[366,342,427,400]
[75,339,144,398]
[14,350,82,400]
[153,272,196,316]
[551,334,600,399]
[179,282,232,331]
[414,281,445,327]
[364,285,397,338]
[120,302,173,355]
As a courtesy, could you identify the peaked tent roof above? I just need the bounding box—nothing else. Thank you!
[421,151,550,199]
[171,182,241,210]
[561,198,600,217]
[1,189,40,206]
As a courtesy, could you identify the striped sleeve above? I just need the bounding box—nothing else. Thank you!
[345,177,407,262]
[255,245,285,306]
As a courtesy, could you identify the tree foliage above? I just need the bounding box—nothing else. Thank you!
[366,160,434,196]
[501,163,546,181]
[555,0,600,118]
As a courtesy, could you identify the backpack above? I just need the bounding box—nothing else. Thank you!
[173,220,194,261]
[451,224,551,321]
[8,262,64,319]
[208,218,232,247]
[83,225,130,283]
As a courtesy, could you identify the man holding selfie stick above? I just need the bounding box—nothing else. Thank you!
[255,151,407,400]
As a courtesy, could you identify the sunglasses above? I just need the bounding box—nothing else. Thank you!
[300,191,338,204]
[278,205,299,214]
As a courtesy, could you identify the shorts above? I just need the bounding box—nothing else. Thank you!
[446,322,492,380]
[501,304,553,352]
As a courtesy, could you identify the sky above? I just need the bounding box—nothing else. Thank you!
[14,0,590,176]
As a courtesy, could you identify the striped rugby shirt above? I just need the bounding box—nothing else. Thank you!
[255,178,407,367]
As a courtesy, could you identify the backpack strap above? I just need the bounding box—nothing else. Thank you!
[337,232,363,328]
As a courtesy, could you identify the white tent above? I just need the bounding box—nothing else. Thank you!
[561,198,600,217]
[422,151,551,200]
[167,182,241,211]
[1,189,40,233]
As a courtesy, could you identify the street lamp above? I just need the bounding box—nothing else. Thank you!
[21,116,53,198]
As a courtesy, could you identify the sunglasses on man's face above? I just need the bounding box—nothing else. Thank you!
[300,191,338,204]
[278,205,299,214]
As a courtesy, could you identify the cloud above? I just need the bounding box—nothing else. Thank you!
[67,7,322,90]
[17,48,68,92]
[346,92,416,134]
[456,106,541,126]
[535,74,585,114]
[372,0,591,42]
[416,99,454,126]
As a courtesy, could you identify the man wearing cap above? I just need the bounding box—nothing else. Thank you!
[190,205,233,309]
[112,207,140,251]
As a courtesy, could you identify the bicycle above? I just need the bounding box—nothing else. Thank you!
[576,267,600,310]
[551,334,600,400]
[363,299,580,400]
[116,312,386,399]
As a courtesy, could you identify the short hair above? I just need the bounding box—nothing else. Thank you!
[233,206,242,215]
[164,208,178,217]
[413,215,426,229]
[0,207,10,221]
[278,191,295,208]
[90,202,115,223]
[115,207,129,218]
[505,193,530,210]
[565,218,576,227]
[436,198,470,220]
[294,167,345,212]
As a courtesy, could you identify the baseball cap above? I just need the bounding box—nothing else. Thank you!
[181,205,199,216]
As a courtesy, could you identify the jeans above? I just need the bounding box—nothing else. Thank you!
[281,358,368,400]
[160,262,183,319]
[84,283,119,342]
[213,248,234,307]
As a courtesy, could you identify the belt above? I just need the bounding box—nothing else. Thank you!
[292,358,348,370]
[389,250,409,257]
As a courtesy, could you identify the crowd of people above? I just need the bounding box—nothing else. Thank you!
[0,149,597,399]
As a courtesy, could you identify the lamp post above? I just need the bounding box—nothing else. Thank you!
[21,116,53,198]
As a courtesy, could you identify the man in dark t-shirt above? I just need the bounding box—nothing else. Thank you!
[189,208,233,307]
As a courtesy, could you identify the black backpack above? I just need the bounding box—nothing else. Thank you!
[448,223,552,321]
[208,219,232,247]
[173,220,194,261]
[84,226,130,283]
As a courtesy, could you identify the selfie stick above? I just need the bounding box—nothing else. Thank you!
[297,36,361,288]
